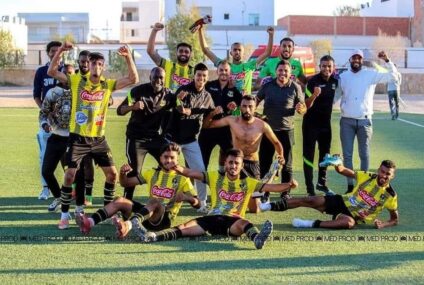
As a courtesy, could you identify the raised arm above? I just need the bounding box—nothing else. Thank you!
[202,112,231,129]
[255,27,274,65]
[263,123,285,164]
[172,164,205,181]
[115,45,139,90]
[305,85,321,109]
[335,164,356,178]
[119,164,141,188]
[47,42,71,84]
[198,26,219,64]
[147,23,165,66]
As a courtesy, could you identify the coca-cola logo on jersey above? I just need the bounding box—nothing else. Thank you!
[218,189,244,202]
[231,73,246,80]
[358,189,378,207]
[151,185,175,199]
[172,74,191,86]
[80,90,105,102]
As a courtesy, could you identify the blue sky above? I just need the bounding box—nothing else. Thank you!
[1,0,366,40]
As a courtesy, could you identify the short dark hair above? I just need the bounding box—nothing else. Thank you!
[194,62,208,73]
[320,55,335,63]
[46,41,62,53]
[241,95,256,103]
[177,42,192,52]
[279,37,294,46]
[88,52,105,62]
[79,50,90,58]
[225,148,244,159]
[160,142,181,156]
[275,59,291,70]
[381,160,396,169]
[231,42,243,49]
[217,59,231,67]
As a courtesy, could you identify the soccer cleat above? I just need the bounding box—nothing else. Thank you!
[143,232,157,243]
[38,187,50,200]
[292,218,314,228]
[319,154,343,168]
[77,213,92,235]
[259,201,271,212]
[48,198,61,212]
[57,212,72,230]
[254,220,273,249]
[316,183,336,196]
[131,218,148,242]
[112,216,130,240]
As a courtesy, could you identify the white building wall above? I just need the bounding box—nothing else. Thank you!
[360,0,414,17]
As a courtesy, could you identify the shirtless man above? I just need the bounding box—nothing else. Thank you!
[203,95,285,212]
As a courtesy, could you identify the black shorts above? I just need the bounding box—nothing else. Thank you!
[195,215,241,236]
[324,195,353,218]
[66,133,114,168]
[132,200,171,231]
[243,159,261,179]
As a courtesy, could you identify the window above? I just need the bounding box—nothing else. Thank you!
[126,12,132,21]
[224,13,229,20]
[248,13,259,26]
[131,29,136,37]
[381,0,390,2]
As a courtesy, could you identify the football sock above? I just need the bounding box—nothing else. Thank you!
[103,182,115,206]
[132,206,150,223]
[155,227,183,241]
[244,223,260,241]
[60,186,73,214]
[270,198,288,211]
[91,208,109,225]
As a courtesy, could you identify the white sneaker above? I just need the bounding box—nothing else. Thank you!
[38,188,50,200]
[48,198,61,212]
[58,212,72,230]
[292,218,314,228]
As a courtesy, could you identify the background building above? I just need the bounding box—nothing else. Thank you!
[17,12,89,43]
[0,15,27,52]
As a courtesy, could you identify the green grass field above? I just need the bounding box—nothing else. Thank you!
[0,108,423,284]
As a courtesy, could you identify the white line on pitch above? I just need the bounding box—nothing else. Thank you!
[398,118,424,128]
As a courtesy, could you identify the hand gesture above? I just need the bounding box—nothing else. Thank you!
[212,106,224,116]
[132,100,145,111]
[227,101,237,111]
[295,102,307,114]
[61,41,73,52]
[177,90,189,100]
[117,45,131,57]
[151,22,164,31]
[277,155,286,166]
[374,219,384,229]
[266,26,274,36]
[313,86,321,97]
[120,164,133,175]
[378,51,389,62]
[290,179,298,189]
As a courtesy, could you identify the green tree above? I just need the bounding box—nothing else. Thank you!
[166,5,210,65]
[333,5,360,16]
[0,29,25,68]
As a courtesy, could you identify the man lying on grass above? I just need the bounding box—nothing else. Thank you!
[261,155,399,230]
[131,148,298,249]
[77,142,200,237]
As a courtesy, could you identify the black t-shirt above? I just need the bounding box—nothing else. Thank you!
[304,73,338,126]
[205,80,242,120]
[117,83,175,140]
[166,82,215,144]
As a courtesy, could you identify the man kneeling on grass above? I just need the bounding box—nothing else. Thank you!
[77,142,200,237]
[132,148,298,249]
[261,155,399,230]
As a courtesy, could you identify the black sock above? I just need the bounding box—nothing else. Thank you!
[132,206,150,223]
[312,220,322,228]
[155,227,183,242]
[346,184,354,193]
[85,183,93,196]
[60,186,73,213]
[243,223,260,241]
[104,182,115,206]
[270,198,288,211]
[91,208,109,225]
[124,186,135,201]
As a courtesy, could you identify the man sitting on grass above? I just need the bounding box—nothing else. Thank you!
[77,142,199,237]
[131,148,298,249]
[261,155,399,230]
